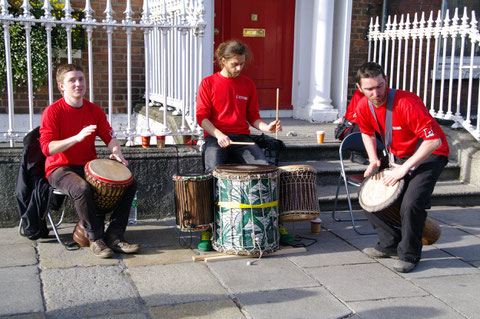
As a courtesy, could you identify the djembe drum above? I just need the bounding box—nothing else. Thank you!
[73,220,89,247]
[278,165,320,222]
[358,169,441,245]
[172,174,214,232]
[84,159,133,213]
[212,164,280,256]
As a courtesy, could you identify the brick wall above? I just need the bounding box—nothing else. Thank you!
[1,0,145,115]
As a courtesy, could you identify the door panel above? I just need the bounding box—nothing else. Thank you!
[214,0,295,110]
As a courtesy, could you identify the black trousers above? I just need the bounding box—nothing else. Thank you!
[367,154,448,263]
[203,134,268,173]
[48,165,137,240]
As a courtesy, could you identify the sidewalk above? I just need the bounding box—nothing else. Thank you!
[1,206,480,319]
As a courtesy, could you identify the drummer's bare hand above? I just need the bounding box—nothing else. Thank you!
[75,125,96,143]
[364,159,381,178]
[110,153,129,166]
[382,164,407,186]
[216,134,231,148]
[266,120,282,133]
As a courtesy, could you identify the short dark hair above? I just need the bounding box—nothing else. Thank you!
[215,40,252,68]
[56,63,83,85]
[356,62,386,85]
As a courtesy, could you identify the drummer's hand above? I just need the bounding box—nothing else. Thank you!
[364,159,381,178]
[216,133,231,148]
[110,153,129,166]
[75,125,96,143]
[382,163,407,186]
[266,120,282,133]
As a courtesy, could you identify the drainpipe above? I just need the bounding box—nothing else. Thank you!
[381,0,390,31]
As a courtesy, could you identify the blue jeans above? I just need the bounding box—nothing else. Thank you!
[203,134,268,173]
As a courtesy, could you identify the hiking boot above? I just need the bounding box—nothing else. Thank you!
[106,234,140,254]
[90,239,114,258]
[393,260,417,273]
[363,247,397,259]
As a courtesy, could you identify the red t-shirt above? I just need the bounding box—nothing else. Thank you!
[196,72,262,136]
[356,89,449,158]
[40,98,115,178]
[344,89,364,123]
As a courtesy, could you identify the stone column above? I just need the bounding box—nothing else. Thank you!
[305,0,338,122]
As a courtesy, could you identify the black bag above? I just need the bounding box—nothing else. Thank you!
[251,134,286,166]
[334,118,354,141]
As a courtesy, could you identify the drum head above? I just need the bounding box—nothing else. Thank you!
[86,159,132,183]
[358,170,405,213]
[279,165,316,173]
[214,164,278,175]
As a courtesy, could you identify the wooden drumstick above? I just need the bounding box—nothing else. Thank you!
[275,88,279,139]
[230,141,255,145]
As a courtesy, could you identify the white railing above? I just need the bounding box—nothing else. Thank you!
[368,8,480,142]
[0,0,206,147]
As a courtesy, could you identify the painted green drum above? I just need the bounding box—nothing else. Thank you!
[212,164,280,256]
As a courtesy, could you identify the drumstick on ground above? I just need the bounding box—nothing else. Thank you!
[230,141,255,145]
[275,88,279,139]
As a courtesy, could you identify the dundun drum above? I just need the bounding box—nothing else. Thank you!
[212,164,280,256]
[279,165,320,222]
[358,169,441,245]
[84,159,133,213]
[172,174,214,232]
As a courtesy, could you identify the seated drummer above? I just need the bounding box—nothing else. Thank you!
[39,63,140,258]
[355,62,449,273]
[196,39,282,173]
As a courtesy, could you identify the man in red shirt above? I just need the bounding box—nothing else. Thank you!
[40,64,139,258]
[355,62,449,273]
[196,40,282,173]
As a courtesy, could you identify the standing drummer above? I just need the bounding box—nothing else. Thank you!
[196,40,282,173]
[40,63,140,258]
[355,62,449,273]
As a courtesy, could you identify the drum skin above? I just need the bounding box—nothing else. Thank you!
[359,169,441,245]
[172,174,214,232]
[278,165,320,222]
[212,164,280,256]
[84,159,133,213]
[73,220,90,247]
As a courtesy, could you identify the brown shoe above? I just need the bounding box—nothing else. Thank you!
[106,235,140,254]
[90,239,114,259]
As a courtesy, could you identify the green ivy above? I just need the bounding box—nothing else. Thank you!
[0,0,86,94]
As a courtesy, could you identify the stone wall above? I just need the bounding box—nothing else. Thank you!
[0,145,203,228]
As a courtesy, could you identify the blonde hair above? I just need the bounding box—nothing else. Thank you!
[56,64,83,92]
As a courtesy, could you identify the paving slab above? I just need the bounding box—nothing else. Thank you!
[433,225,480,262]
[122,220,183,248]
[87,313,149,319]
[236,287,352,319]
[429,207,480,236]
[149,299,245,319]
[349,295,465,319]
[207,257,318,294]
[122,246,194,267]
[129,262,228,306]
[0,243,37,267]
[0,266,44,316]
[413,274,480,319]
[37,242,120,269]
[0,314,45,319]
[305,263,426,302]
[286,230,374,268]
[42,265,140,319]
[374,245,480,279]
[0,227,38,246]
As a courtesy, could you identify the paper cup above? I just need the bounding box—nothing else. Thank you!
[141,135,151,148]
[156,135,166,148]
[316,131,325,144]
[311,217,322,234]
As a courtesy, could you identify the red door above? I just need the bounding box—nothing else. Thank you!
[214,0,296,110]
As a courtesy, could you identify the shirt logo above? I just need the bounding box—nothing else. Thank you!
[424,127,435,138]
[392,126,402,130]
[236,95,248,101]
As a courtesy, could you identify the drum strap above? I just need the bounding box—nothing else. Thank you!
[216,200,279,209]
[368,89,397,163]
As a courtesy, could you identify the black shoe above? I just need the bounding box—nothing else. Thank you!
[393,260,417,273]
[363,247,397,259]
[350,152,369,165]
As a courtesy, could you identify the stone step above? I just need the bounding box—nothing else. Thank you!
[278,160,461,185]
[316,180,480,212]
